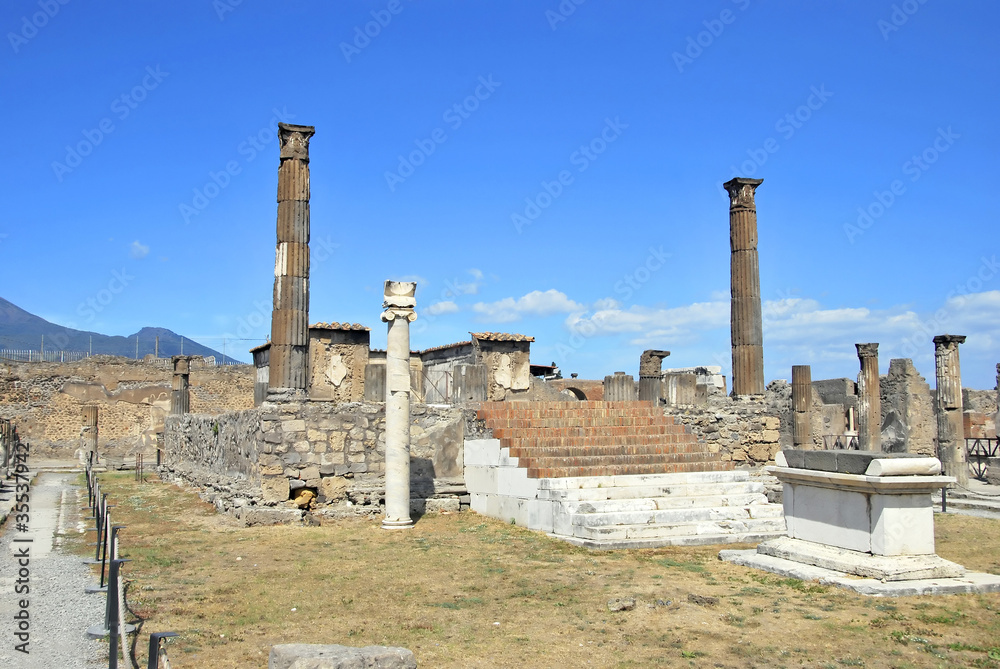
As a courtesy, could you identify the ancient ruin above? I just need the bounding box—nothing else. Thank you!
[381,281,417,530]
[855,343,880,451]
[724,177,765,397]
[934,335,968,485]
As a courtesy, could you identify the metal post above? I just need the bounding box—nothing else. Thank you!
[107,558,130,669]
[147,632,179,669]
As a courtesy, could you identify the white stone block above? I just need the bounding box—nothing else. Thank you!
[464,439,501,467]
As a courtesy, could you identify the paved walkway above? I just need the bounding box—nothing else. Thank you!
[0,465,108,668]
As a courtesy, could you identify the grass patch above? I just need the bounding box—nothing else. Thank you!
[76,473,1000,669]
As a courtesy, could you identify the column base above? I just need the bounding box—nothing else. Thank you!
[381,517,414,530]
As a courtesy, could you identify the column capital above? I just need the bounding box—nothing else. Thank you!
[278,123,316,161]
[381,309,417,323]
[723,177,763,209]
[855,343,879,359]
[171,355,194,373]
[933,334,966,347]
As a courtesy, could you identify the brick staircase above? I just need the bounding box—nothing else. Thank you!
[465,401,786,549]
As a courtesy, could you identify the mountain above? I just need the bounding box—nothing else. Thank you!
[0,297,238,362]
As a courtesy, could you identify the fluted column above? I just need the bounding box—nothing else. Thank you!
[856,343,881,451]
[82,406,99,458]
[724,177,765,397]
[171,355,193,415]
[934,335,967,485]
[381,281,417,530]
[638,349,669,403]
[791,365,812,449]
[269,123,315,393]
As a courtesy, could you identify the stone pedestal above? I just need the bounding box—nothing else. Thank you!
[791,365,812,448]
[171,355,193,415]
[856,343,881,451]
[933,335,967,485]
[381,281,417,530]
[724,178,765,397]
[761,451,961,582]
[269,123,315,394]
[603,372,636,402]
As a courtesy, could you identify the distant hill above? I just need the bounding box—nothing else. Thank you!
[0,297,238,362]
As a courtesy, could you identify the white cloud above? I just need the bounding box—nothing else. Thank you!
[129,240,150,259]
[426,300,459,316]
[474,289,585,323]
[468,268,484,281]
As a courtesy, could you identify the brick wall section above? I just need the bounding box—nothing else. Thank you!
[475,400,732,477]
[0,356,254,453]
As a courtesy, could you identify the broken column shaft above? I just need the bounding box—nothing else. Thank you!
[269,123,315,394]
[933,335,967,485]
[638,349,669,403]
[82,406,99,457]
[791,365,812,448]
[724,177,765,397]
[856,343,881,451]
[381,281,417,530]
[171,355,192,415]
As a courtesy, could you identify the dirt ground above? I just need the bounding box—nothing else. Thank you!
[86,473,1000,669]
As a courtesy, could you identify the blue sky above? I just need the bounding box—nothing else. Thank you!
[2,0,998,388]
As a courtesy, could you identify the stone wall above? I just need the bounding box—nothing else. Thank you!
[161,399,467,523]
[881,358,935,455]
[666,388,783,465]
[0,356,254,454]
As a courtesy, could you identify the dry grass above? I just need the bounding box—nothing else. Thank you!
[87,472,1000,669]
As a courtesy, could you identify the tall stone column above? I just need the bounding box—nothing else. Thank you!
[381,281,417,530]
[856,343,881,451]
[82,406,99,457]
[934,335,967,485]
[724,177,765,397]
[171,355,193,415]
[791,365,812,449]
[269,123,315,394]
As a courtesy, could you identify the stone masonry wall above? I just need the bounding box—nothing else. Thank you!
[0,356,254,454]
[161,399,467,524]
[667,390,783,465]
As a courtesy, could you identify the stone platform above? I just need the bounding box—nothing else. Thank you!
[721,546,1000,596]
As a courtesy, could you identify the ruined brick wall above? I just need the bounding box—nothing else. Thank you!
[161,400,466,522]
[0,356,253,454]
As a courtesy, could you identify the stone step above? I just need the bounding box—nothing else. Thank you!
[571,516,787,542]
[519,452,721,470]
[932,494,1000,519]
[492,425,690,440]
[572,503,784,528]
[526,461,732,479]
[537,470,751,489]
[541,480,765,502]
[558,528,788,550]
[561,492,769,514]
[508,442,706,458]
[477,412,678,429]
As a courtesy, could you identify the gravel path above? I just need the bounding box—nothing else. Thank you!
[0,471,110,668]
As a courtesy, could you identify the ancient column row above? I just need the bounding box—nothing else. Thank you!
[269,123,316,394]
[724,177,765,397]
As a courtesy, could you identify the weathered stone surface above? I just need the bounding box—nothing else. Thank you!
[261,476,289,503]
[607,597,636,612]
[242,507,302,526]
[269,644,416,669]
[725,177,765,397]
